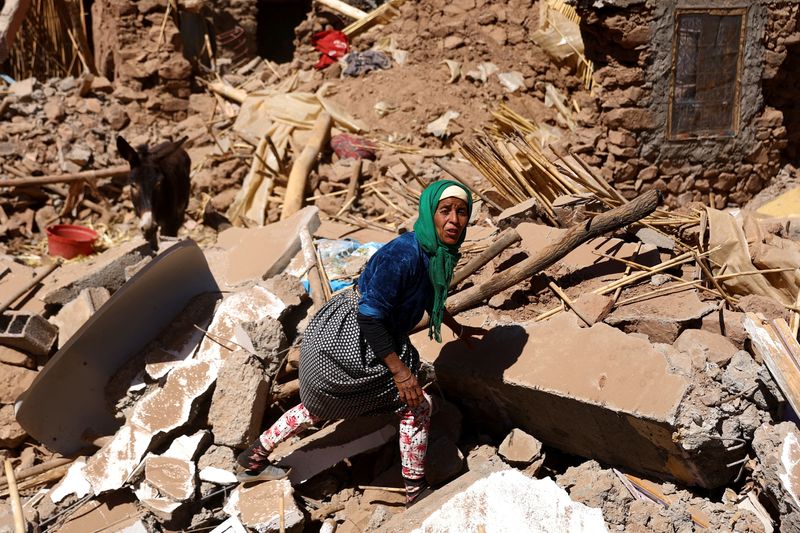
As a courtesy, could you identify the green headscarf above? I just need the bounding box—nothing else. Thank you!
[414,180,472,342]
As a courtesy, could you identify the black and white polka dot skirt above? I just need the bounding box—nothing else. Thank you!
[298,288,420,420]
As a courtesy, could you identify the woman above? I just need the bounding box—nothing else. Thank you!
[236,180,487,504]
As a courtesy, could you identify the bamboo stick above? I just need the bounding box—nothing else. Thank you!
[548,279,592,326]
[0,259,60,315]
[433,160,503,212]
[3,460,25,533]
[358,485,407,493]
[316,0,368,19]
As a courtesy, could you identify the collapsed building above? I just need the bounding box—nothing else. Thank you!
[0,0,799,532]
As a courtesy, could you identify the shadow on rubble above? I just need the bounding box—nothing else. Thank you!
[433,324,528,385]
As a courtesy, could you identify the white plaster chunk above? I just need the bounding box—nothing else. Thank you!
[134,481,183,519]
[144,456,197,502]
[223,479,304,533]
[163,430,209,461]
[200,466,238,485]
[49,458,91,503]
[196,286,287,362]
[412,470,608,533]
[779,431,800,510]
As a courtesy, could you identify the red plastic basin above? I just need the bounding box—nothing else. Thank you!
[46,224,98,259]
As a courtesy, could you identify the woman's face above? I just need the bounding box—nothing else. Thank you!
[434,197,469,245]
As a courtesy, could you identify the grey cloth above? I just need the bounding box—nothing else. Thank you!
[298,289,419,420]
[343,50,392,76]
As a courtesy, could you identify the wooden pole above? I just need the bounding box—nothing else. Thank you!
[281,112,332,220]
[337,159,362,217]
[0,456,72,489]
[299,229,326,312]
[316,0,368,19]
[0,165,129,188]
[444,189,661,316]
[548,279,592,327]
[451,228,521,288]
[3,460,25,533]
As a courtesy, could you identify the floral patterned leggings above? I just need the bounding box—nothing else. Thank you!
[257,393,432,480]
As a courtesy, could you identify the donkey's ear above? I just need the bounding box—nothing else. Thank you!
[116,136,140,167]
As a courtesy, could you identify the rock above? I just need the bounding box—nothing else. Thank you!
[673,329,739,367]
[635,227,675,250]
[443,36,465,49]
[426,436,465,486]
[738,294,788,322]
[0,363,37,404]
[66,145,93,167]
[105,104,130,130]
[602,107,655,131]
[90,76,113,93]
[43,100,65,121]
[496,198,542,229]
[158,58,192,80]
[498,428,542,465]
[50,287,110,349]
[208,350,268,448]
[605,290,717,343]
[224,479,304,532]
[700,307,747,349]
[0,405,27,447]
[10,78,34,99]
[752,422,800,523]
[0,346,35,368]
[144,456,197,502]
[198,444,237,474]
[571,293,614,326]
[240,316,287,367]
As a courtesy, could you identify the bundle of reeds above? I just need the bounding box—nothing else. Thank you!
[8,0,94,81]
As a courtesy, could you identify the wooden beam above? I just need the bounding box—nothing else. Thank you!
[0,165,130,188]
[281,112,332,220]
[450,227,520,288]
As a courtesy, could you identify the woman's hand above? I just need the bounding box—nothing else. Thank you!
[455,323,488,348]
[393,369,424,408]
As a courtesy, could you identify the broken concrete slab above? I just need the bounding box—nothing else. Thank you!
[163,430,210,461]
[0,361,36,403]
[0,311,57,356]
[205,206,321,290]
[496,198,542,229]
[0,256,47,315]
[208,350,268,448]
[410,470,607,533]
[673,328,739,367]
[498,428,542,465]
[224,479,304,532]
[271,415,397,485]
[605,289,717,343]
[84,358,218,494]
[198,444,238,485]
[50,287,110,348]
[133,480,184,521]
[635,226,675,250]
[314,219,396,244]
[144,456,197,502]
[17,240,219,456]
[571,292,614,326]
[56,492,142,533]
[516,222,660,281]
[413,314,742,488]
[0,345,35,368]
[0,404,26,447]
[753,422,800,528]
[41,236,151,305]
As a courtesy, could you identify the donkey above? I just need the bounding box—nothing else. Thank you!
[116,136,191,250]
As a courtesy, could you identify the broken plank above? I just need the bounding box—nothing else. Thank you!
[743,313,800,417]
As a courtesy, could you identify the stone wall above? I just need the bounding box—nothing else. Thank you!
[573,0,797,208]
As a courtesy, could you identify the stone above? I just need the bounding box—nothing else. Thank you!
[9,78,34,99]
[443,36,465,49]
[700,308,747,349]
[90,76,113,93]
[105,105,130,130]
[605,290,717,343]
[496,198,542,229]
[43,100,65,121]
[0,346,35,368]
[602,107,655,131]
[51,287,110,348]
[66,145,92,166]
[571,293,614,325]
[498,428,542,465]
[158,58,192,80]
[635,227,675,250]
[426,436,465,486]
[0,405,27,447]
[673,329,739,367]
[0,363,37,404]
[208,350,268,448]
[198,444,237,474]
[738,294,788,322]
[486,26,507,45]
[144,456,197,502]
[223,479,304,533]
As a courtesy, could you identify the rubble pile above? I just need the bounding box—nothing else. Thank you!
[0,0,800,532]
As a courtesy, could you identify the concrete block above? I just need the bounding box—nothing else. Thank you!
[0,312,57,356]
[224,479,304,533]
[605,290,717,343]
[208,350,268,448]
[412,314,743,489]
[498,428,542,465]
[673,328,739,367]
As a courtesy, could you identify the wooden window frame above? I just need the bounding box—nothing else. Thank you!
[667,8,748,141]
